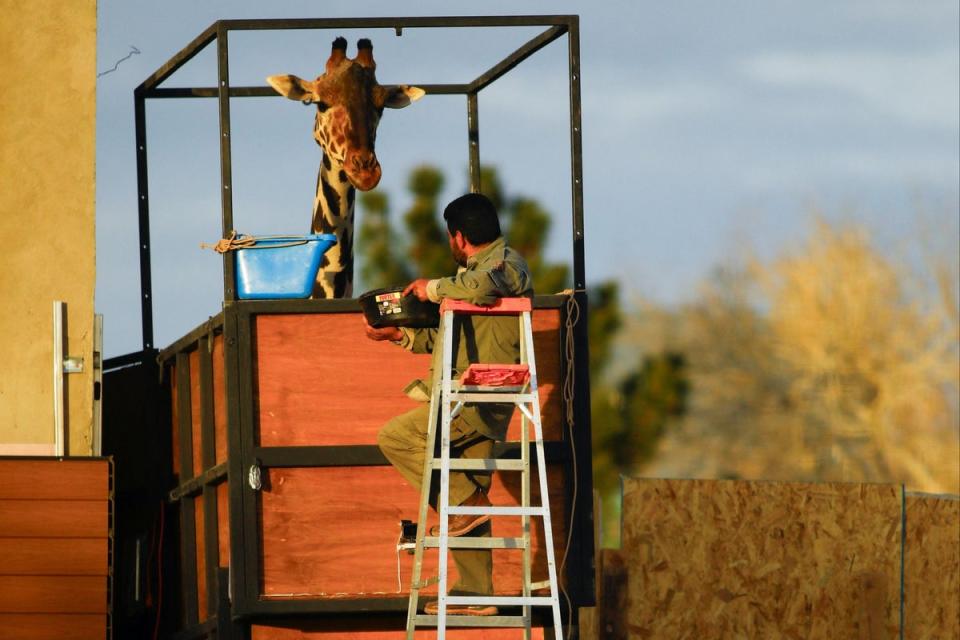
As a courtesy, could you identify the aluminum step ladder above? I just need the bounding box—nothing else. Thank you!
[405,297,563,639]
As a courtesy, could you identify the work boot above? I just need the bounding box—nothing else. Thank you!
[430,489,491,537]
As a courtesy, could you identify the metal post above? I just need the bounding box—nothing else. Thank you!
[567,17,586,290]
[217,23,237,302]
[467,92,480,193]
[134,90,155,350]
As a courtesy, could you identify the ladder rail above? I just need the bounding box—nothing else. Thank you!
[521,310,534,640]
[435,309,457,637]
[404,321,446,638]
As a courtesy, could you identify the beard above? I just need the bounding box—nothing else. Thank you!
[451,244,468,267]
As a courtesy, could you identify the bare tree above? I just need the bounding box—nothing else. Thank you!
[643,216,960,494]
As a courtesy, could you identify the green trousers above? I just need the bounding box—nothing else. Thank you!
[378,403,494,596]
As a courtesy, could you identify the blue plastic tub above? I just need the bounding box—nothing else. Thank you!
[234,234,337,299]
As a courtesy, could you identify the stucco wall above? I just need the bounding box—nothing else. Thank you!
[0,0,97,455]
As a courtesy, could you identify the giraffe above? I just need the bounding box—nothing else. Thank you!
[268,37,424,298]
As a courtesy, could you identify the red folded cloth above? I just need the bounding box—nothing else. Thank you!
[460,364,530,386]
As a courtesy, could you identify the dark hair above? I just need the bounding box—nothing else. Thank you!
[443,193,501,245]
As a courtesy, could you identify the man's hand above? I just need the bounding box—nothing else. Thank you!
[403,278,432,302]
[363,318,403,342]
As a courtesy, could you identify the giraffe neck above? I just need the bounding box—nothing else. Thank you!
[311,153,356,298]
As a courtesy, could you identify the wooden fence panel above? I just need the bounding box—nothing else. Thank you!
[621,478,902,639]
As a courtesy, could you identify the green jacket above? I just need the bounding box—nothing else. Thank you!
[396,236,533,440]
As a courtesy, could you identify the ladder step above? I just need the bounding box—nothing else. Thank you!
[447,505,546,517]
[455,384,527,393]
[424,536,526,549]
[448,392,537,403]
[414,615,529,628]
[448,596,556,607]
[434,458,525,471]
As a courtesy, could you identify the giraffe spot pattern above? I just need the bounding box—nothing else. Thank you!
[321,175,341,218]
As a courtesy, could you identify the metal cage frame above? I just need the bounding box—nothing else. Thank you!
[128,15,593,636]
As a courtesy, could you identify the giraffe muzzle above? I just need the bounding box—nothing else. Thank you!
[346,152,382,190]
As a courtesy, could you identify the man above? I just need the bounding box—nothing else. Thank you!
[364,192,533,615]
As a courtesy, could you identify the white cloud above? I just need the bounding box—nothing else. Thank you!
[740,48,960,130]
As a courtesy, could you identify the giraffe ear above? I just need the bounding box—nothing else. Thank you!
[267,74,318,102]
[381,85,425,109]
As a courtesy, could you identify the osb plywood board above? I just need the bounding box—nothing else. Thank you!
[259,465,566,597]
[904,493,960,640]
[253,310,563,447]
[622,478,902,639]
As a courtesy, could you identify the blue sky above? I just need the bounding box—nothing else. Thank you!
[96,1,960,357]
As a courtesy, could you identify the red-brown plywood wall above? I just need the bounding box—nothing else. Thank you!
[253,310,563,447]
[0,458,110,638]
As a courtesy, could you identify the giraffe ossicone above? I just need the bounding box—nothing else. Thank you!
[268,37,424,298]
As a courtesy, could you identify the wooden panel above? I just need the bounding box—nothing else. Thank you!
[190,349,203,478]
[251,625,545,639]
[0,499,107,537]
[213,334,228,465]
[0,459,108,500]
[217,481,230,567]
[0,614,106,640]
[195,493,208,620]
[621,479,902,639]
[0,538,107,575]
[259,465,567,597]
[0,576,107,613]
[254,310,564,447]
[904,493,960,640]
[255,313,431,447]
[171,366,181,478]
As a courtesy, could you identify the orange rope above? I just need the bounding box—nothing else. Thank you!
[199,230,256,254]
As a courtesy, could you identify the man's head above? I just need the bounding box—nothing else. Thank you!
[443,193,502,266]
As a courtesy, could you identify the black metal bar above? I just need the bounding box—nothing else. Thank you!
[104,348,158,372]
[169,616,218,640]
[567,17,586,290]
[202,484,220,618]
[255,445,387,468]
[235,308,260,612]
[134,91,155,351]
[199,336,216,470]
[174,353,201,625]
[253,442,568,468]
[569,289,595,607]
[217,24,238,302]
[198,337,221,620]
[144,84,470,99]
[467,92,480,193]
[219,15,575,31]
[469,25,567,93]
[215,568,242,640]
[137,23,218,93]
[169,462,229,501]
[222,305,249,615]
[176,352,195,482]
[246,596,408,615]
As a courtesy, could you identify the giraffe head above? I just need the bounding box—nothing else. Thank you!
[268,37,424,191]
